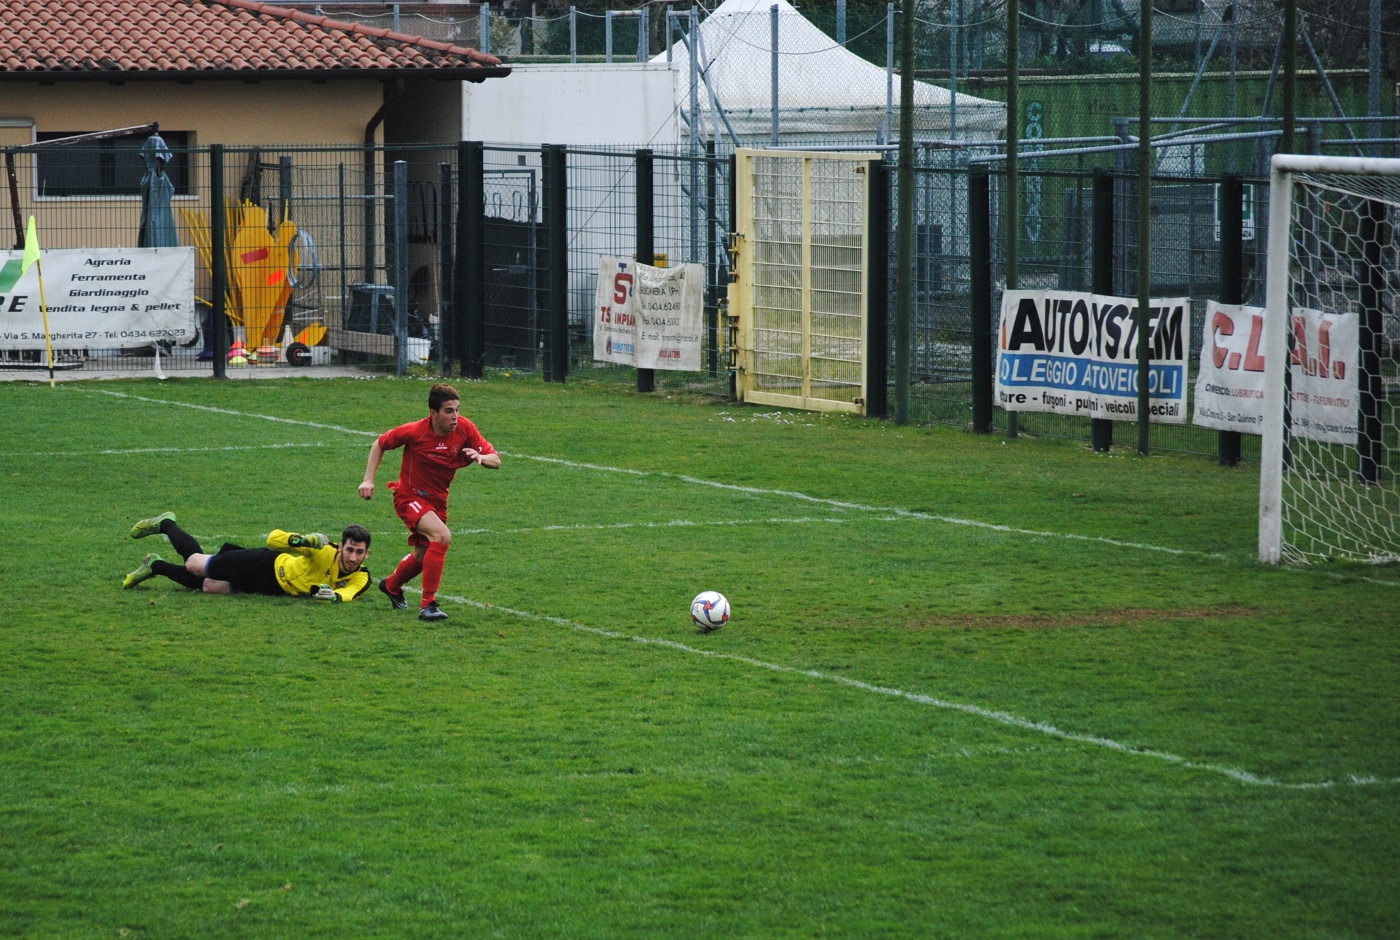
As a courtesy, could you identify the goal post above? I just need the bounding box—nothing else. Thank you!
[1259,154,1400,565]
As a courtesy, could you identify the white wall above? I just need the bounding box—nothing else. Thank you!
[462,63,678,148]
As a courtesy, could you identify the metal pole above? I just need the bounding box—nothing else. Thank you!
[570,6,577,64]
[639,6,650,62]
[1136,0,1152,455]
[636,148,655,393]
[210,144,228,379]
[837,0,847,46]
[544,144,569,383]
[1005,0,1019,439]
[1369,0,1382,155]
[706,140,719,377]
[460,141,485,379]
[606,10,614,63]
[894,0,915,425]
[481,3,491,56]
[866,157,891,418]
[689,7,700,159]
[1217,174,1243,465]
[393,160,409,377]
[1006,0,1019,290]
[1091,168,1115,452]
[438,160,453,377]
[885,4,895,144]
[728,151,738,400]
[1281,0,1296,154]
[969,166,992,432]
[771,4,780,148]
[949,0,961,141]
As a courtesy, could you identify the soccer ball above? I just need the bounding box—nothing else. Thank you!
[690,591,730,632]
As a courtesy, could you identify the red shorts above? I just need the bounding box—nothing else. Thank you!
[391,485,448,548]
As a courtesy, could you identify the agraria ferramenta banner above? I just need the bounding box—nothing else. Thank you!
[0,247,196,350]
[593,257,705,371]
[995,290,1191,424]
[1193,301,1359,445]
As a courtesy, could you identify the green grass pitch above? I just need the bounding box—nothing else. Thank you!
[0,374,1396,938]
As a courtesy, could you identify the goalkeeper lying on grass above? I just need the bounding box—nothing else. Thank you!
[121,512,372,602]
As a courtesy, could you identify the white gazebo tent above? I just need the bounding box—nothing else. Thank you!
[654,0,1006,146]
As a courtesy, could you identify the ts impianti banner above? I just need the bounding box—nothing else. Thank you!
[995,289,1191,424]
[0,247,196,350]
[1193,301,1358,445]
[594,257,704,371]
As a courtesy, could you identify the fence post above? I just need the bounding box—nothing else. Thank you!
[1217,174,1244,465]
[393,160,409,377]
[728,151,738,400]
[437,160,454,378]
[1135,0,1153,457]
[210,144,228,379]
[969,165,992,433]
[1358,197,1387,484]
[1090,169,1115,452]
[544,144,569,383]
[636,148,655,393]
[459,141,485,379]
[706,140,720,378]
[866,157,890,420]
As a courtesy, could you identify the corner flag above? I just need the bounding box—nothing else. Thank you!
[21,215,40,274]
[20,215,56,387]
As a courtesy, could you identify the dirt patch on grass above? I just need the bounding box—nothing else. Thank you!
[905,604,1258,631]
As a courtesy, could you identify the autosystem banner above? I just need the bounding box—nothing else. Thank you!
[995,289,1191,424]
[594,256,704,371]
[1193,301,1358,444]
[0,247,196,351]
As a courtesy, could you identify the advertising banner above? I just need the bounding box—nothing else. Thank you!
[594,257,705,371]
[0,247,196,351]
[995,290,1191,423]
[1193,301,1358,444]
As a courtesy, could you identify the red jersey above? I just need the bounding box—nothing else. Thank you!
[378,416,496,505]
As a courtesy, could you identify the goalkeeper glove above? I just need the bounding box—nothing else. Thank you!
[288,532,328,550]
[311,584,340,602]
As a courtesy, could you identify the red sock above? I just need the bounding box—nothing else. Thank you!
[387,553,423,593]
[420,542,449,606]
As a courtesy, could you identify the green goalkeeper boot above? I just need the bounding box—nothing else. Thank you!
[131,512,175,539]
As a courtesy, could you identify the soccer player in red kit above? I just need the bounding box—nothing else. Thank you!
[359,383,501,621]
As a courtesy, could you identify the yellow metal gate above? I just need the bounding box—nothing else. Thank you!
[731,149,877,414]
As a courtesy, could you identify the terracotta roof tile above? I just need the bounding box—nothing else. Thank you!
[0,0,506,79]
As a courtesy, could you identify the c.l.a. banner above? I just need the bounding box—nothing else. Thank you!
[1193,301,1358,444]
[594,256,704,370]
[995,290,1191,423]
[0,246,195,350]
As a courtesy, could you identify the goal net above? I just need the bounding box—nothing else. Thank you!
[1260,155,1400,565]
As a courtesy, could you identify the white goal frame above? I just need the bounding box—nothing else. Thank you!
[1260,154,1400,564]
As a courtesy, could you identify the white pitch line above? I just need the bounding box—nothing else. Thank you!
[79,389,1222,560]
[451,516,871,536]
[515,453,1228,560]
[0,442,336,458]
[427,587,1399,790]
[75,388,1400,587]
[86,388,378,438]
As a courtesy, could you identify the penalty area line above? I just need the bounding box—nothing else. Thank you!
[429,588,1397,790]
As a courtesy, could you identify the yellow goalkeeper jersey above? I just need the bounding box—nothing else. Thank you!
[266,530,371,602]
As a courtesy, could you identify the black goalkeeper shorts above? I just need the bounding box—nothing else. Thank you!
[205,547,285,596]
